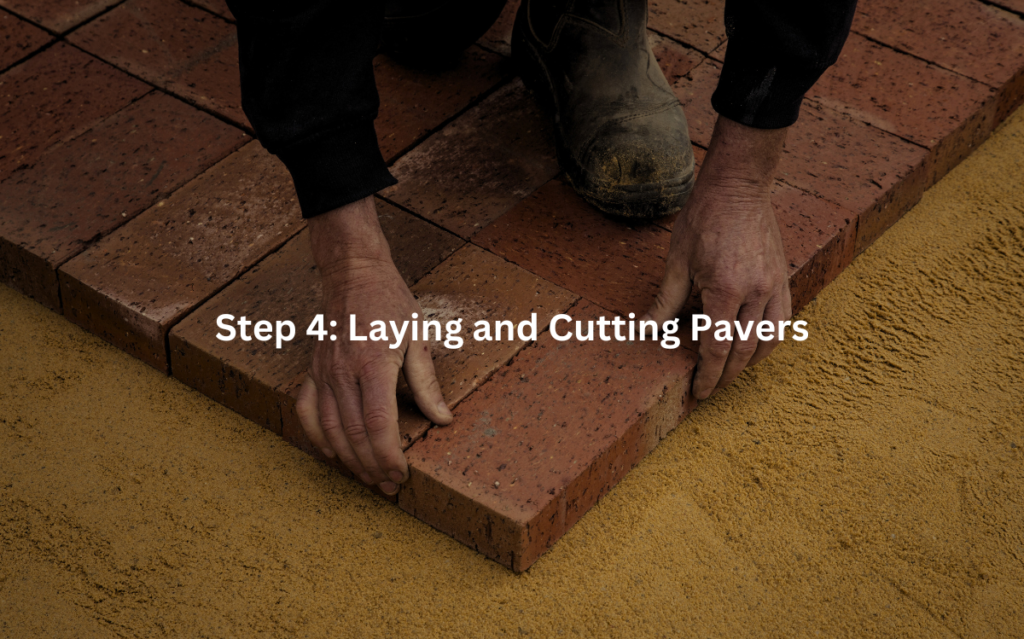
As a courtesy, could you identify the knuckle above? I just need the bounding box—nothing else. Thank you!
[342,420,368,443]
[734,340,758,355]
[706,341,731,359]
[751,280,772,297]
[357,355,393,382]
[327,361,355,385]
[295,400,317,426]
[361,408,393,435]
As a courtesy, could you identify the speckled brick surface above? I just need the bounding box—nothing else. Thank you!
[68,0,246,126]
[58,142,301,370]
[648,0,727,54]
[0,0,118,32]
[0,43,149,182]
[474,179,670,317]
[2,0,1023,573]
[0,10,51,71]
[169,202,464,435]
[375,47,511,160]
[399,298,698,572]
[0,92,245,310]
[382,80,559,239]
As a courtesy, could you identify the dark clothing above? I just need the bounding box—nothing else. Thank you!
[227,0,857,219]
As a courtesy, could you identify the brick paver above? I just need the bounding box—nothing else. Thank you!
[0,43,149,182]
[648,0,727,54]
[399,298,699,572]
[375,46,511,160]
[2,0,1023,573]
[0,0,119,33]
[68,0,246,126]
[58,141,301,370]
[169,201,464,435]
[853,0,1024,122]
[382,80,559,239]
[0,91,245,310]
[0,10,51,71]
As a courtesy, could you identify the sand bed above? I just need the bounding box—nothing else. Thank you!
[2,109,1023,637]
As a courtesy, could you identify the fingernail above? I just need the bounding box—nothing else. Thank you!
[359,472,373,485]
[389,470,405,484]
[321,447,335,459]
[437,400,452,419]
[379,481,399,495]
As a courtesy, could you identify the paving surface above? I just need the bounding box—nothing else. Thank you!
[2,105,1022,637]
[1,0,1023,571]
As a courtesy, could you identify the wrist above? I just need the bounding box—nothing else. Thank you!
[307,196,393,279]
[700,115,787,191]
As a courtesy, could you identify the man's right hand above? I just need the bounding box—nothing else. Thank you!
[294,196,453,495]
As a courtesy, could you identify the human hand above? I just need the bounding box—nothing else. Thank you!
[644,116,792,400]
[295,197,453,494]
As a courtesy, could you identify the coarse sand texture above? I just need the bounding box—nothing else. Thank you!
[2,108,1023,637]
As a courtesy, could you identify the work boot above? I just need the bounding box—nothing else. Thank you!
[383,0,508,68]
[512,0,695,218]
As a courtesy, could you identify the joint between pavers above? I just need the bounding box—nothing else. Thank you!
[178,0,235,23]
[980,0,1024,19]
[402,294,584,450]
[0,22,58,75]
[646,26,719,58]
[851,30,999,90]
[372,194,469,243]
[382,68,517,166]
[158,224,307,374]
[62,40,255,134]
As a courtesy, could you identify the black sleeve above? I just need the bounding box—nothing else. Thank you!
[227,0,397,218]
[711,0,858,129]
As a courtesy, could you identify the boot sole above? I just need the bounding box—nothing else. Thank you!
[512,23,696,219]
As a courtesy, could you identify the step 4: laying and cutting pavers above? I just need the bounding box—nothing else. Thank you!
[2,0,1023,635]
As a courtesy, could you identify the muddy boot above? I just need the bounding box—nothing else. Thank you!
[512,0,695,218]
[383,0,508,68]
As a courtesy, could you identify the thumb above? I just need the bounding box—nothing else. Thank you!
[403,341,454,426]
[643,258,692,328]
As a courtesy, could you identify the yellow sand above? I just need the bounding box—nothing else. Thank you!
[2,108,1023,638]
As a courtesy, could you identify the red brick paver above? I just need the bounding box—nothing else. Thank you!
[853,0,1024,122]
[382,80,559,239]
[0,10,51,71]
[68,0,246,127]
[0,91,246,310]
[58,141,300,369]
[3,0,1023,574]
[375,47,511,160]
[169,201,464,435]
[0,43,149,182]
[808,32,998,187]
[474,179,670,317]
[191,0,233,21]
[399,298,699,572]
[648,0,727,54]
[0,0,118,33]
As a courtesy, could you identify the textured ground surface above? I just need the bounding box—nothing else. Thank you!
[2,100,1022,639]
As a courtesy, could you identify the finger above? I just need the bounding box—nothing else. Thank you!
[714,299,767,391]
[316,379,367,482]
[692,291,742,400]
[749,287,789,367]
[643,254,692,333]
[404,342,453,425]
[358,360,408,487]
[296,373,334,459]
[330,372,387,485]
